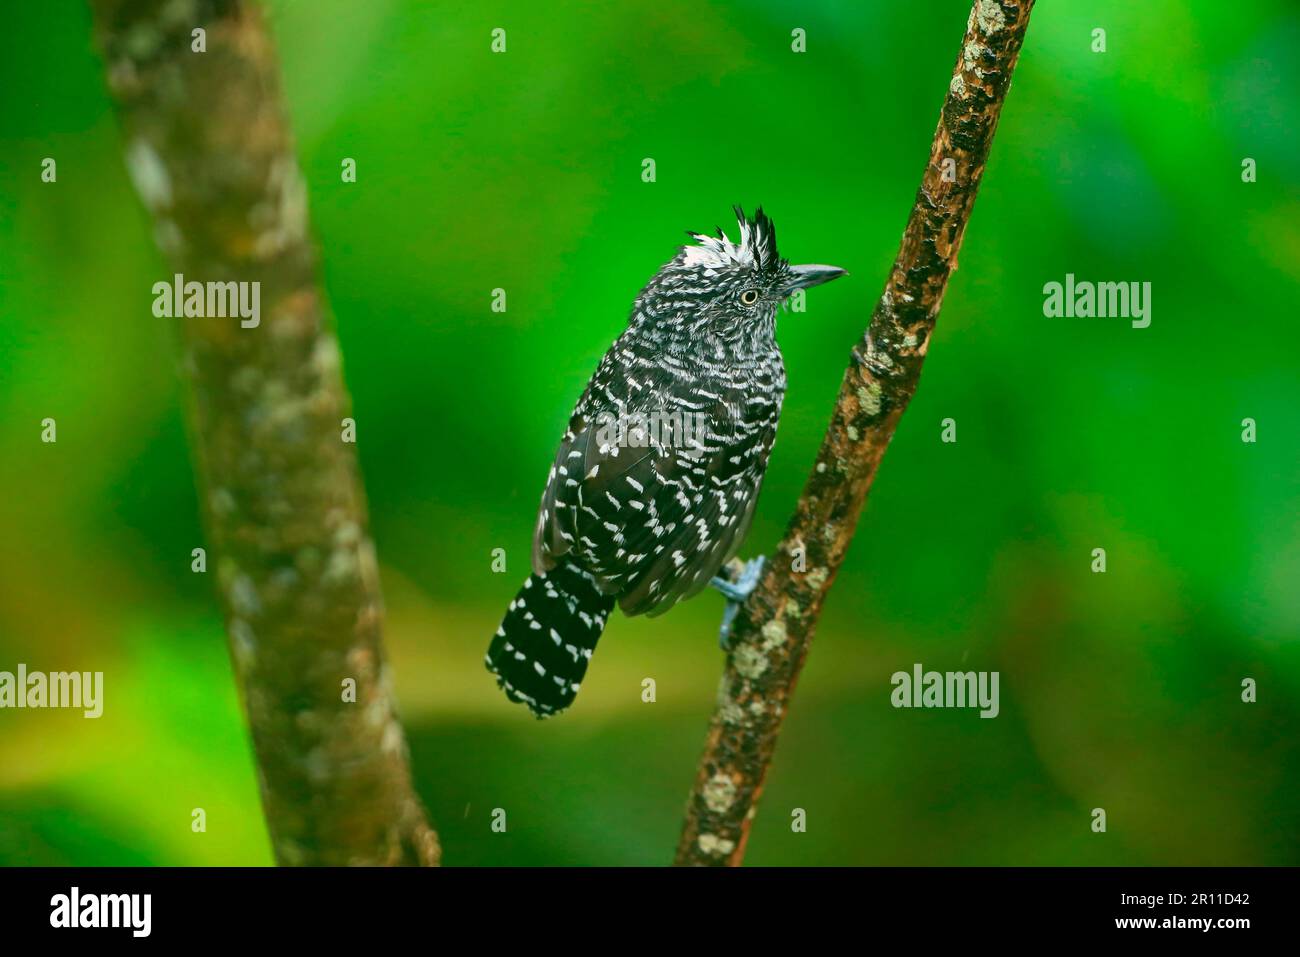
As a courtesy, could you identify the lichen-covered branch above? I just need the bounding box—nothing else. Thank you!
[91,0,439,865]
[674,0,1035,867]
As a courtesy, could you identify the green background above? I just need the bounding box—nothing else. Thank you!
[1,0,1297,865]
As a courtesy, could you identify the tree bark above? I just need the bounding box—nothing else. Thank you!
[674,0,1035,867]
[91,0,439,866]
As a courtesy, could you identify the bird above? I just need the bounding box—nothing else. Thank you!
[485,207,846,717]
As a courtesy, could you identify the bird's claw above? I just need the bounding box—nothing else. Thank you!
[710,555,766,650]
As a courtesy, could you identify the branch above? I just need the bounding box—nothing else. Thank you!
[91,0,439,865]
[674,0,1035,867]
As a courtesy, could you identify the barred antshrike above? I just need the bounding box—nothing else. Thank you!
[486,207,845,717]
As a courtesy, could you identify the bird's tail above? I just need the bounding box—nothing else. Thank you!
[485,560,615,718]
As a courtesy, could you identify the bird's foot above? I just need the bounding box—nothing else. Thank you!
[710,555,766,650]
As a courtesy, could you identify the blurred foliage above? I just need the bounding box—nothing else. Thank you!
[0,0,1297,865]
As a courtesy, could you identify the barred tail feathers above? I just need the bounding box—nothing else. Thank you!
[485,561,615,718]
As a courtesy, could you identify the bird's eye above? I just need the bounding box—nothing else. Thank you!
[739,288,760,306]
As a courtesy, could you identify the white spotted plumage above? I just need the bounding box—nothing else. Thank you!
[487,207,834,718]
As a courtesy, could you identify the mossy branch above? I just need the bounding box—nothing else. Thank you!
[91,0,439,866]
[674,0,1036,867]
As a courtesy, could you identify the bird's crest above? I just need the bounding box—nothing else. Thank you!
[681,206,781,274]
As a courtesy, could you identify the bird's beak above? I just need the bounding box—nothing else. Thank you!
[784,264,848,296]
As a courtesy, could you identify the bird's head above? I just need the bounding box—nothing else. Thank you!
[633,206,846,345]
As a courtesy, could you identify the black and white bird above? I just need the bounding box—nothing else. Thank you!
[486,207,846,717]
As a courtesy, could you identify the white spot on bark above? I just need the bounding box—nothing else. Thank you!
[304,746,332,783]
[122,23,163,60]
[976,0,1006,34]
[229,618,257,671]
[715,674,746,725]
[210,488,236,518]
[857,383,883,416]
[252,156,309,259]
[734,645,768,679]
[697,833,736,856]
[160,0,200,28]
[720,700,745,724]
[703,774,738,813]
[381,720,404,755]
[365,697,389,729]
[760,619,788,652]
[228,573,262,616]
[323,546,359,585]
[125,138,172,211]
[312,335,342,375]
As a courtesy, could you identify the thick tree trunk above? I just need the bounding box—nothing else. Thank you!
[91,0,439,866]
[675,0,1036,867]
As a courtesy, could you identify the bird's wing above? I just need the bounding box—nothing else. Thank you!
[614,404,776,617]
[531,344,675,591]
[532,404,697,598]
[531,409,595,575]
[532,346,778,616]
